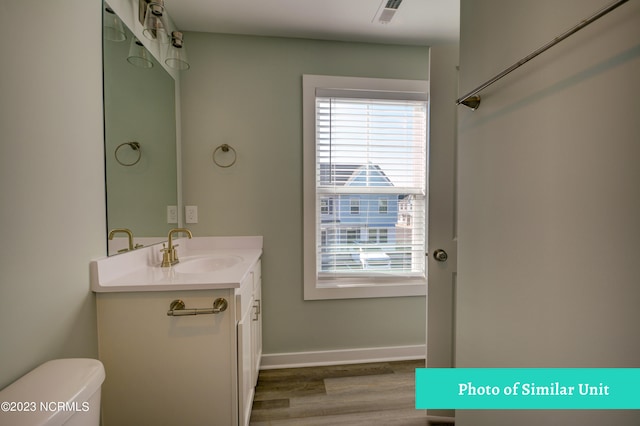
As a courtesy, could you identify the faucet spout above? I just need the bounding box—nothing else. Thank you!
[108,228,134,252]
[162,228,193,267]
[167,228,193,249]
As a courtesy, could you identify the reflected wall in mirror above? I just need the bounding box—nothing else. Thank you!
[103,3,178,255]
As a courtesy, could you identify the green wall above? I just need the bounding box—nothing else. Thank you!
[180,33,430,355]
[0,0,103,388]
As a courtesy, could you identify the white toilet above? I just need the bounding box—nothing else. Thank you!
[0,358,105,426]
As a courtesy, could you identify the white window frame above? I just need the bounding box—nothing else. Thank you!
[303,74,429,300]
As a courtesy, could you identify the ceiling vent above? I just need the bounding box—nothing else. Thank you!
[374,0,403,24]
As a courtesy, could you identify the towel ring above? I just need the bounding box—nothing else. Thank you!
[115,141,141,166]
[213,144,237,168]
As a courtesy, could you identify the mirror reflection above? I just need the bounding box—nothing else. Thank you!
[103,4,178,255]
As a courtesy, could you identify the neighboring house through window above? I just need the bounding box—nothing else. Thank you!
[303,75,428,300]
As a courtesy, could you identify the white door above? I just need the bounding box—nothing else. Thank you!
[455,0,640,424]
[425,45,460,419]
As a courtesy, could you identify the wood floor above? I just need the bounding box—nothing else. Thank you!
[249,359,453,426]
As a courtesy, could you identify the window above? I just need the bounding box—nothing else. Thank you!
[379,199,388,214]
[346,228,360,243]
[320,197,333,215]
[303,75,428,300]
[379,228,388,243]
[350,198,360,215]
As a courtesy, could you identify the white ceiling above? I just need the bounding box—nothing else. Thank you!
[167,0,460,46]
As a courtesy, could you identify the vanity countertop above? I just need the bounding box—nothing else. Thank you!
[90,236,262,292]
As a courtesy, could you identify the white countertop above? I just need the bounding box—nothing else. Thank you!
[90,236,263,292]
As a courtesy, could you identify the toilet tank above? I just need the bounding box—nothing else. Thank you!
[0,358,105,426]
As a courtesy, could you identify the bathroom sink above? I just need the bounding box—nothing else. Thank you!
[90,236,263,292]
[173,255,244,274]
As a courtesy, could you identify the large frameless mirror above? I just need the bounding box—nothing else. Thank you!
[103,2,178,255]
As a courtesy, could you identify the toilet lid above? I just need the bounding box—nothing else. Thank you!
[0,358,105,426]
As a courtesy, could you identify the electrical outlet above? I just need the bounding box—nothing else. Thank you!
[185,205,198,224]
[167,205,178,224]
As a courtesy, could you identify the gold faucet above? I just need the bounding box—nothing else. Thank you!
[108,228,136,253]
[161,228,193,267]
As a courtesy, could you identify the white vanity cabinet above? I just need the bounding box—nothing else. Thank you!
[96,258,262,426]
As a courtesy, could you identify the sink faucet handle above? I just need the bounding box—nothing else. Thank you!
[160,243,172,267]
[171,244,180,263]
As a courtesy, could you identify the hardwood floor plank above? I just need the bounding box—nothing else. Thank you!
[250,407,428,426]
[251,398,290,410]
[288,385,414,412]
[257,362,396,382]
[388,359,425,373]
[323,372,416,396]
[254,378,326,401]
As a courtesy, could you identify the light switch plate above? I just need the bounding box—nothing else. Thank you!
[185,205,198,224]
[167,205,178,224]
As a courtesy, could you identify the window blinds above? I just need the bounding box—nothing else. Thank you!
[315,93,427,280]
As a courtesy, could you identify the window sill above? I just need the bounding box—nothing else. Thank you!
[304,279,426,300]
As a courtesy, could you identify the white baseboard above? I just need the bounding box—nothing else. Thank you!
[260,345,426,370]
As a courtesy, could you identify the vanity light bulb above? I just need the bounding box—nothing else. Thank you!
[142,2,170,44]
[165,32,190,71]
[127,38,154,69]
[103,6,126,42]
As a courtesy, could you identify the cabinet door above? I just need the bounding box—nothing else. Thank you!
[251,267,262,386]
[237,295,254,426]
[97,290,236,426]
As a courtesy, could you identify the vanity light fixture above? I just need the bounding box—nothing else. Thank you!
[165,31,190,71]
[140,0,170,44]
[103,4,126,42]
[138,0,190,70]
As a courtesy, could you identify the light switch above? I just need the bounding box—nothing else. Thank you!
[185,205,198,224]
[167,205,178,224]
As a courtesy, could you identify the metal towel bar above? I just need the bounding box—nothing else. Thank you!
[167,298,228,316]
[456,0,629,110]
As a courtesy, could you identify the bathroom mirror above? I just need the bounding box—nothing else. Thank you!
[103,4,178,255]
